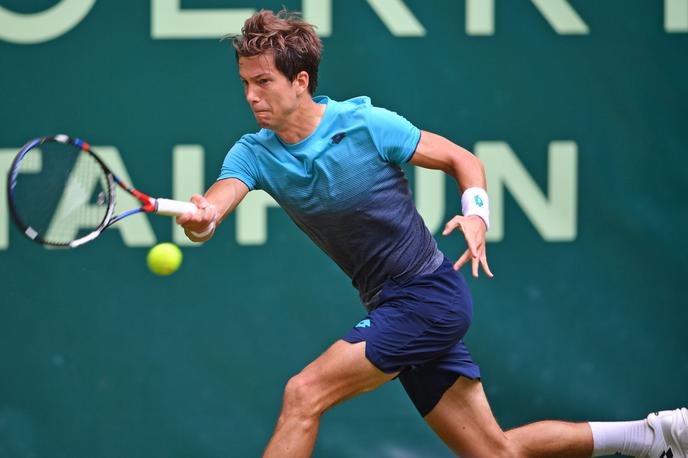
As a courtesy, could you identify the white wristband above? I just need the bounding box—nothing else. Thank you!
[189,221,216,238]
[461,187,490,230]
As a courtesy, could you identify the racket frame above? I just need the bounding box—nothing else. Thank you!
[7,134,194,248]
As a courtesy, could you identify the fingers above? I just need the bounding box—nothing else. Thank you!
[175,194,206,224]
[190,194,209,209]
[176,195,217,236]
[465,252,493,279]
[443,216,477,255]
[453,249,471,271]
[480,255,494,278]
[442,218,457,236]
[468,251,494,278]
[445,215,494,278]
[456,248,489,279]
[465,230,479,259]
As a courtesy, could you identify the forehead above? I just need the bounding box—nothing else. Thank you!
[238,53,278,79]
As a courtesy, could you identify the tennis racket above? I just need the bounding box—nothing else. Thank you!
[7,134,197,248]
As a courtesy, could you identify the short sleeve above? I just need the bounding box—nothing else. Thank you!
[217,139,260,190]
[366,106,421,164]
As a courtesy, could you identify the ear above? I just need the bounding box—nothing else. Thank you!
[293,70,310,95]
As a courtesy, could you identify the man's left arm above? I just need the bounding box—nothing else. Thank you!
[409,130,494,278]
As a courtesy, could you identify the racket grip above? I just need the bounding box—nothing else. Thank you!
[155,198,198,216]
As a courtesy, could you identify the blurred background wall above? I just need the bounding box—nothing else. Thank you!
[1,1,686,457]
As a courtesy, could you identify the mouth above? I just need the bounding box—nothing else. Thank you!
[253,110,271,125]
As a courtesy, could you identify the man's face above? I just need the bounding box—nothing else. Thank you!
[238,52,301,130]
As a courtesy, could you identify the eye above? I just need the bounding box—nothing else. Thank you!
[258,79,270,85]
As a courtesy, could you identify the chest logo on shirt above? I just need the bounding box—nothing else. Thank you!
[330,132,346,144]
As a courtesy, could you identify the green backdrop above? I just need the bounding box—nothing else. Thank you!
[1,1,686,457]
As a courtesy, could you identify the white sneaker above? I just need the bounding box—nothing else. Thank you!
[644,408,688,458]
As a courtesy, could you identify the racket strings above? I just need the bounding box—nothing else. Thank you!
[11,141,113,246]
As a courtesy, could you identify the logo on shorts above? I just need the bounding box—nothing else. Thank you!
[355,319,371,328]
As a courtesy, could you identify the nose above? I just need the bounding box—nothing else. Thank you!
[245,84,259,105]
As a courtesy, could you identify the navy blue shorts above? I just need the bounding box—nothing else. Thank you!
[343,257,480,417]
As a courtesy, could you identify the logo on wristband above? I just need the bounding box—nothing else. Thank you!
[474,195,484,207]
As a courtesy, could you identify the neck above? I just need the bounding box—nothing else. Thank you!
[275,96,326,144]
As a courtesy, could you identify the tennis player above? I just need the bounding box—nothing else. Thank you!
[177,9,687,458]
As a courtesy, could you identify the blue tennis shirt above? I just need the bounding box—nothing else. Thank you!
[218,95,444,308]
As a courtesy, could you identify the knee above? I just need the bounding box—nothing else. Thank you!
[281,373,325,421]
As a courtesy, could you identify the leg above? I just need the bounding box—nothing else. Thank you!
[424,377,593,458]
[506,419,593,458]
[262,340,397,458]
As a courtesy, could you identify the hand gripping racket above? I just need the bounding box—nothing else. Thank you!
[7,134,197,248]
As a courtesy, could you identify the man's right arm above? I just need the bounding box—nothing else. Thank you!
[175,178,250,242]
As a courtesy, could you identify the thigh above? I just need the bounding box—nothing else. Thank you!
[425,377,511,458]
[399,338,480,416]
[292,340,398,412]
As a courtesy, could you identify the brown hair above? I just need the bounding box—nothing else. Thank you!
[230,9,323,95]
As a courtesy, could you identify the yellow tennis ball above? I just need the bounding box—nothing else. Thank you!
[147,243,183,276]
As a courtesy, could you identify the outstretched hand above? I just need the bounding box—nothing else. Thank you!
[442,215,494,279]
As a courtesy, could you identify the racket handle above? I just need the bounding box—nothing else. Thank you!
[155,198,198,216]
